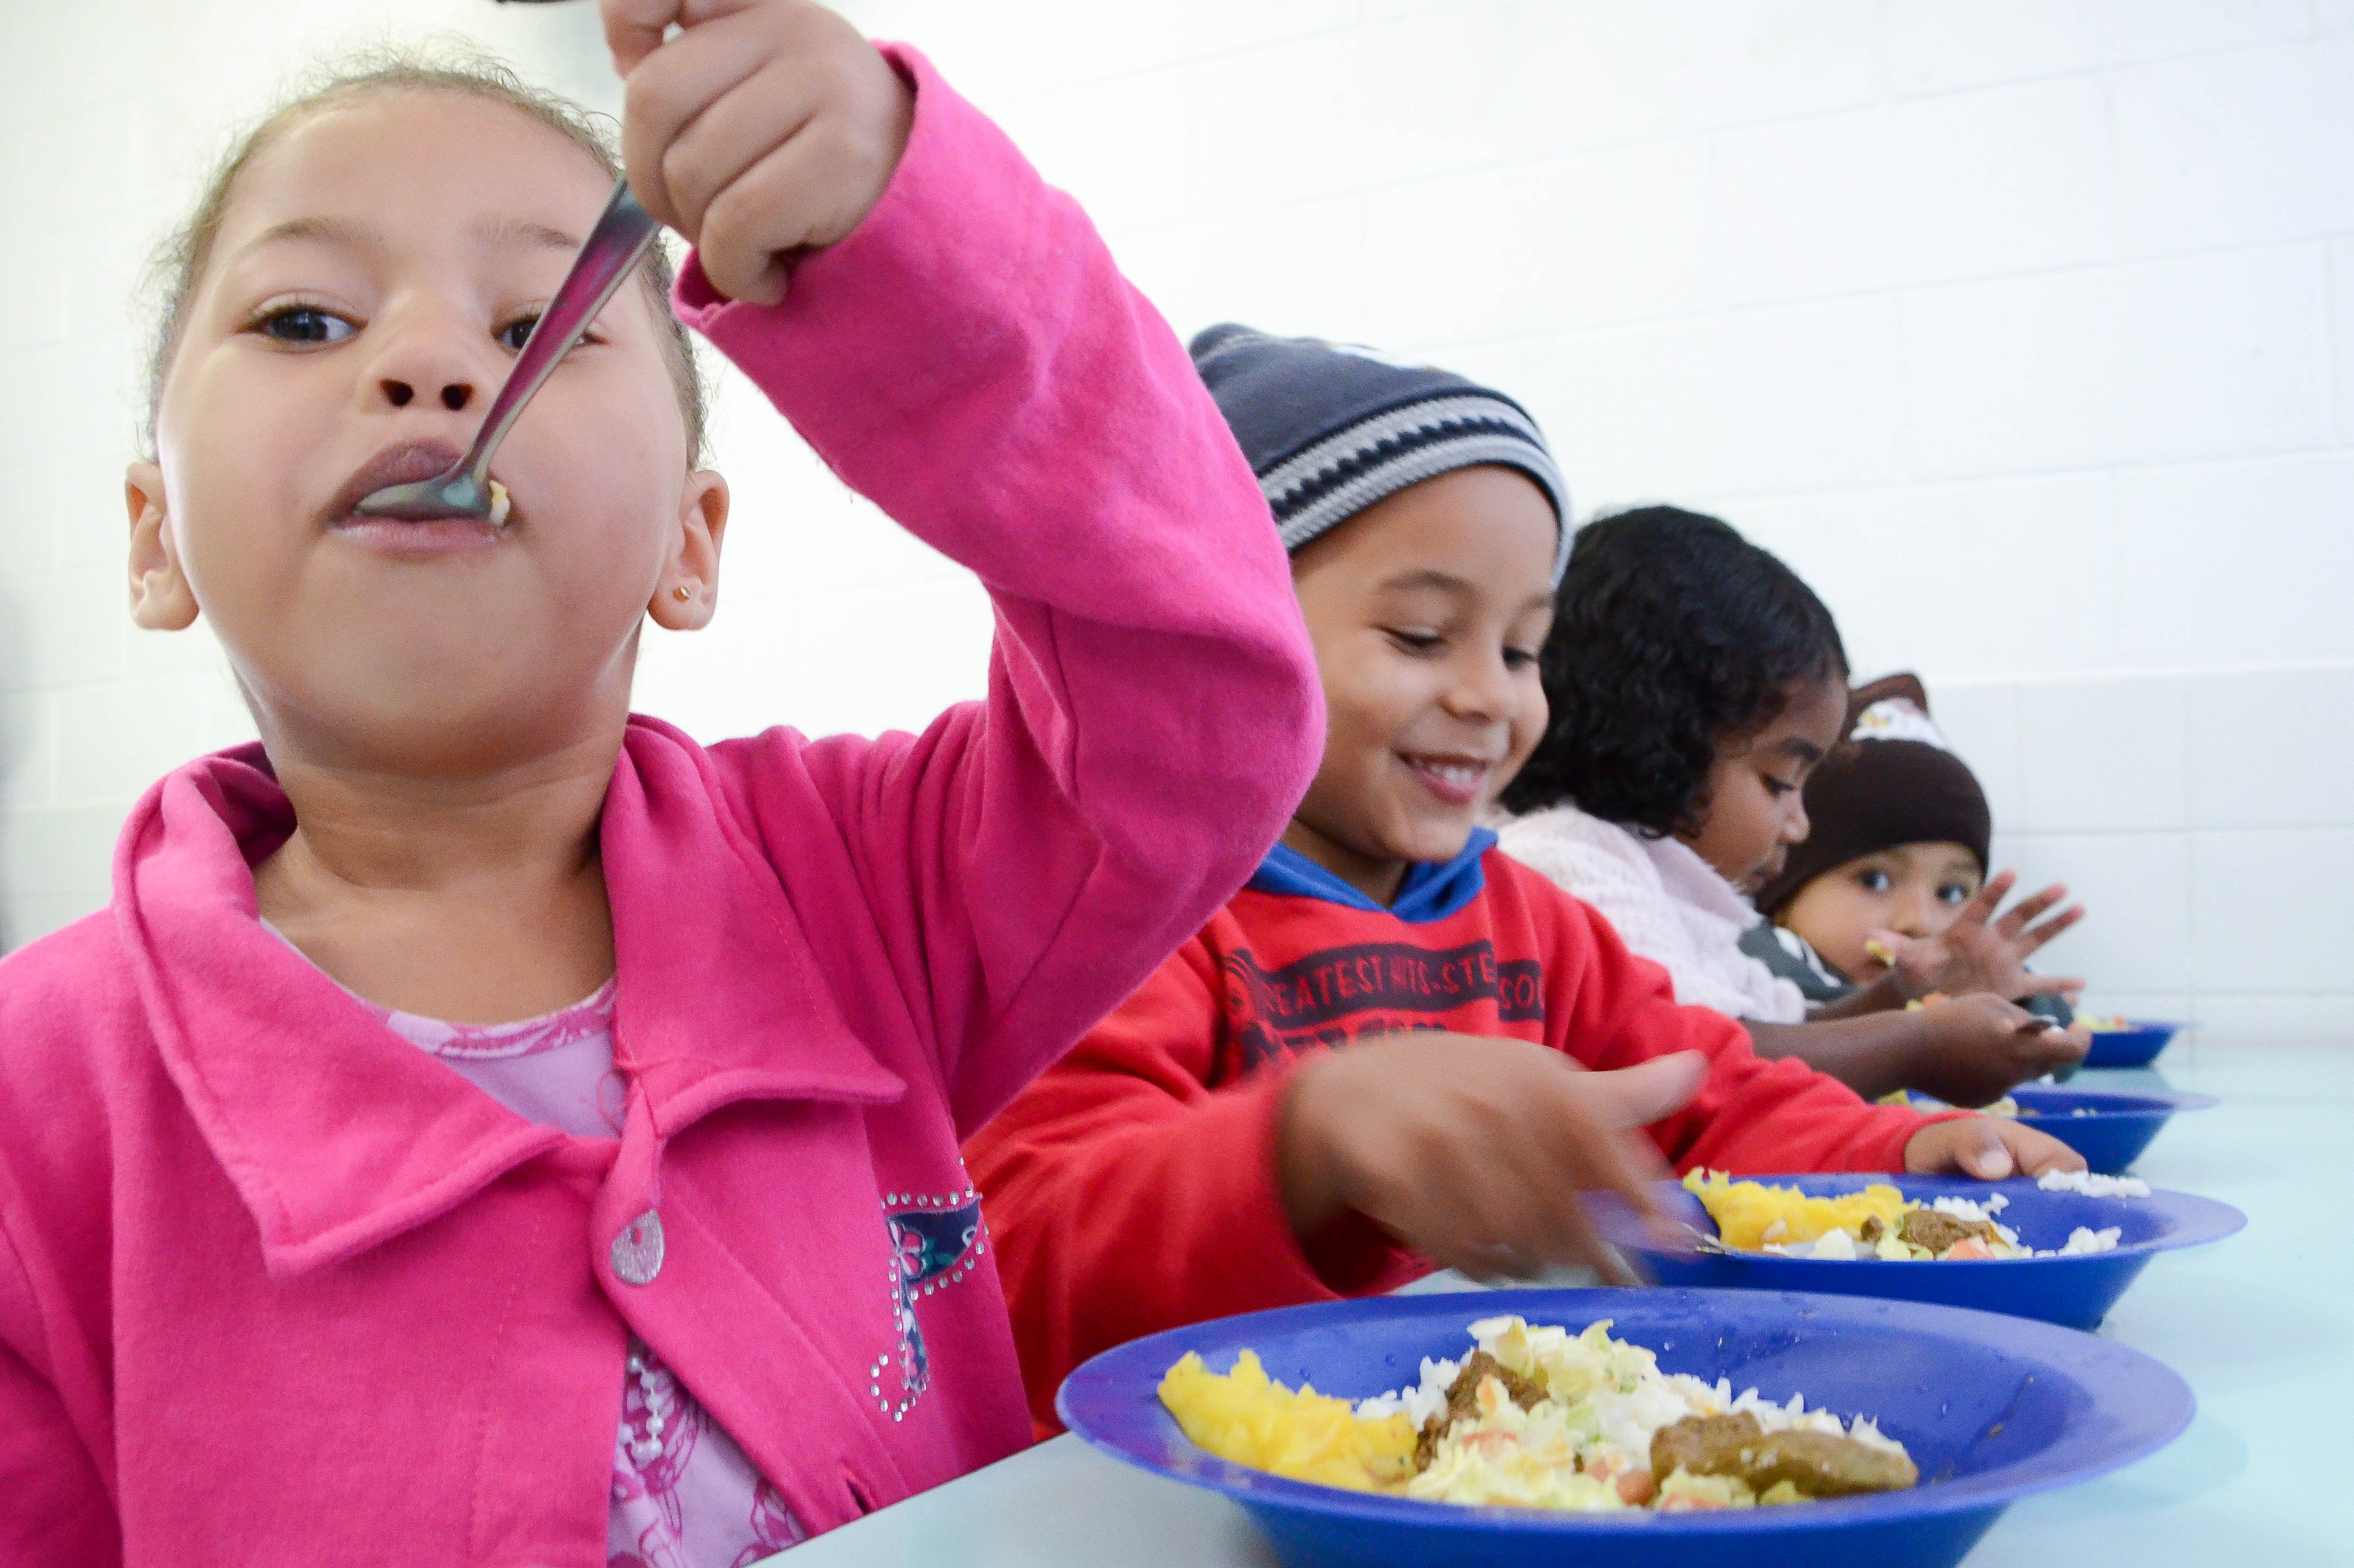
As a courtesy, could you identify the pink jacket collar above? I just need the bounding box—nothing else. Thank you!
[114,717,904,1280]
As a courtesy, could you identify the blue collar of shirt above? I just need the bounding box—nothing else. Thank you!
[1245,829,1495,923]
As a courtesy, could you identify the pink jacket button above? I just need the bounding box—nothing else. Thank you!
[611,1211,665,1285]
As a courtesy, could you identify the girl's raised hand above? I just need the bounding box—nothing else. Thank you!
[1873,869,2086,1004]
[603,0,915,304]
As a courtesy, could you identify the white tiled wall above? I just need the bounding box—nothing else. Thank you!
[1943,662,2354,1040]
[1,1,2348,1037]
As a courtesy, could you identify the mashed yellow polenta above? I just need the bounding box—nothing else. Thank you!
[1157,1349,1417,1492]
[1684,1169,1907,1251]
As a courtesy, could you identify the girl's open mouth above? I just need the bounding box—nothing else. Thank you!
[325,442,517,553]
[1400,753,1492,807]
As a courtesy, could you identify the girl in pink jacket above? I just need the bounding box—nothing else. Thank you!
[0,3,1319,1565]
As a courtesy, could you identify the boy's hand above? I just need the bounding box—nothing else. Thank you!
[1905,1114,2086,1180]
[1277,1035,1706,1284]
[604,0,915,304]
[1904,994,2087,1107]
[1872,870,2085,1004]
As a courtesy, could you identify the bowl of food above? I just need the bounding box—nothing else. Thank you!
[1590,1172,2243,1329]
[1058,1288,2195,1568]
[2006,1084,2219,1172]
[2075,1014,2184,1069]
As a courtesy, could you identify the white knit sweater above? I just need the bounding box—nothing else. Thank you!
[1495,804,1807,1024]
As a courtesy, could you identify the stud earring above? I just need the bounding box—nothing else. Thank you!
[672,585,692,602]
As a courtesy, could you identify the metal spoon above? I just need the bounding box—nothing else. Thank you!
[353,179,660,521]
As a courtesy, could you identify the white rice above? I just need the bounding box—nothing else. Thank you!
[2037,1170,2152,1198]
[1352,1315,1908,1470]
[2057,1225,2125,1254]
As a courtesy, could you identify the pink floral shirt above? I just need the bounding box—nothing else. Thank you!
[375,984,804,1567]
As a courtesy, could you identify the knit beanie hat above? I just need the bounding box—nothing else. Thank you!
[1188,323,1570,582]
[1752,678,1993,918]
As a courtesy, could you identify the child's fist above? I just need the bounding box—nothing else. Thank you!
[604,0,915,304]
[1276,1034,1706,1284]
[1905,994,2087,1108]
[1904,1114,2085,1180]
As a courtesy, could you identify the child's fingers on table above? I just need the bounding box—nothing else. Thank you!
[2003,1122,2085,1176]
[1944,1119,2017,1180]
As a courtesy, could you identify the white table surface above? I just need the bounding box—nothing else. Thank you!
[778,1040,2354,1567]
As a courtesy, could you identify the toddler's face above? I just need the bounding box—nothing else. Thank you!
[1780,840,1984,982]
[1284,466,1557,904]
[131,89,724,773]
[1681,676,1846,892]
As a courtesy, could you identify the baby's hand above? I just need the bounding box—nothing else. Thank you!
[1872,869,2086,1004]
[604,0,915,304]
[1277,1034,1706,1283]
[1904,1114,2085,1180]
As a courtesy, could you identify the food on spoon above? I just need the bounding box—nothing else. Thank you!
[487,479,512,527]
[1158,1315,1916,1511]
[1683,1170,2123,1259]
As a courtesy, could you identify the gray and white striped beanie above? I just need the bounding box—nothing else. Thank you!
[1188,323,1569,582]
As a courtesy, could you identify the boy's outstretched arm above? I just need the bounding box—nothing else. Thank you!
[632,4,1321,1127]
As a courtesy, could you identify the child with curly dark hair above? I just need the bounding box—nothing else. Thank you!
[1496,507,2086,1107]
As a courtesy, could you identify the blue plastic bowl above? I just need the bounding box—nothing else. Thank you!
[2007,1085,2218,1173]
[1591,1174,2243,1329]
[1059,1287,2195,1568]
[2080,1019,2183,1068]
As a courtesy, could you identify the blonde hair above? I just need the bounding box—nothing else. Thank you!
[143,42,707,462]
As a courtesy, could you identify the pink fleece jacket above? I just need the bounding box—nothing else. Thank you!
[0,47,1319,1568]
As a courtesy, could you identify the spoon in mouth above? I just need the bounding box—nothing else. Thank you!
[353,179,660,522]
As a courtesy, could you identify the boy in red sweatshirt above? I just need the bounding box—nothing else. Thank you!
[965,326,2082,1431]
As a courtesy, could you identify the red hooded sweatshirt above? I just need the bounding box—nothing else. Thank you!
[966,832,1953,1431]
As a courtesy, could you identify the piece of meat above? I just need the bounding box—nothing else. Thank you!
[1859,1216,1884,1245]
[1649,1411,1918,1499]
[1898,1209,1997,1255]
[1414,1351,1548,1469]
